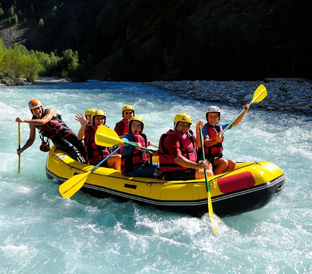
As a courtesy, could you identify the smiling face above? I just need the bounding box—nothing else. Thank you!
[31,106,43,119]
[207,113,220,126]
[93,115,105,126]
[123,110,134,119]
[130,120,142,135]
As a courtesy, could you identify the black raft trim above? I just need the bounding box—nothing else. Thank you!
[124,184,137,189]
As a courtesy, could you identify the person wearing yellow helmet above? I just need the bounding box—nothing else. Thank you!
[120,116,159,177]
[15,99,86,163]
[85,108,95,120]
[114,105,135,137]
[77,109,121,170]
[158,113,213,181]
[196,104,249,175]
[75,108,96,140]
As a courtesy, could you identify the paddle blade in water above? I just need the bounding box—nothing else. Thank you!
[59,172,90,198]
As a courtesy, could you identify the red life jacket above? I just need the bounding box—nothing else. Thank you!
[159,130,197,173]
[204,124,224,157]
[121,133,148,175]
[34,109,72,139]
[84,125,112,165]
[114,119,129,136]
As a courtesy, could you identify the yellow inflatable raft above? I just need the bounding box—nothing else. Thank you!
[46,145,285,217]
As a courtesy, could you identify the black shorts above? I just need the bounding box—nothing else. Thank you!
[163,169,196,181]
[207,156,216,168]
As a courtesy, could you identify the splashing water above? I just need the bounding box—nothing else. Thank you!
[0,81,311,273]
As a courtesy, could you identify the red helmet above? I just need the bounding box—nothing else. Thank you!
[28,99,42,110]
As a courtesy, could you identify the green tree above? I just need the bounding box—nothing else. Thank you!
[2,48,23,77]
[38,18,44,28]
[13,14,18,25]
[22,53,42,80]
[62,49,80,75]
[52,6,57,16]
[0,38,4,64]
[12,44,29,55]
[8,5,14,17]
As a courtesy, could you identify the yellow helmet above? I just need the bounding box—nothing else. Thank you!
[28,99,42,110]
[121,105,135,117]
[91,109,106,124]
[85,108,96,116]
[129,115,145,133]
[174,113,193,126]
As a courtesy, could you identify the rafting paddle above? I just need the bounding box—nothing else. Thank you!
[18,123,21,173]
[222,84,267,134]
[59,146,120,198]
[199,126,217,231]
[95,125,155,151]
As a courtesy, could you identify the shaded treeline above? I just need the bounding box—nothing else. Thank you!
[0,0,311,81]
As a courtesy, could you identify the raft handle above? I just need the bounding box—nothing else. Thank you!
[276,184,284,193]
[124,184,137,190]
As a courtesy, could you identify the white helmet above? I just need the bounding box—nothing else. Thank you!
[205,106,221,120]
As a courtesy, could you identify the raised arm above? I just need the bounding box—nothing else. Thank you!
[75,113,88,140]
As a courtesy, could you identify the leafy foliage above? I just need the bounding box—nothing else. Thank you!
[0,38,85,82]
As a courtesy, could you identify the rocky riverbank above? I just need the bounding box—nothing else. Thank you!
[146,78,312,114]
[0,76,71,86]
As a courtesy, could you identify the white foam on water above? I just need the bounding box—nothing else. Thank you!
[0,81,311,273]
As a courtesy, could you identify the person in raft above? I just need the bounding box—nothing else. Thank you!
[120,116,159,177]
[15,99,86,163]
[196,104,249,175]
[76,109,121,170]
[158,113,213,181]
[75,108,96,141]
[114,105,135,137]
[84,108,96,125]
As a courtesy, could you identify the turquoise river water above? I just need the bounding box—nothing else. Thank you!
[0,80,311,273]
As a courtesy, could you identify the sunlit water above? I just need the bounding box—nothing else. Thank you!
[1,81,312,273]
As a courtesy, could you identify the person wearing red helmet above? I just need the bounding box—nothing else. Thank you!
[15,99,86,163]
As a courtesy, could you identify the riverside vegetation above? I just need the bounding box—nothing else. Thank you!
[0,38,85,86]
